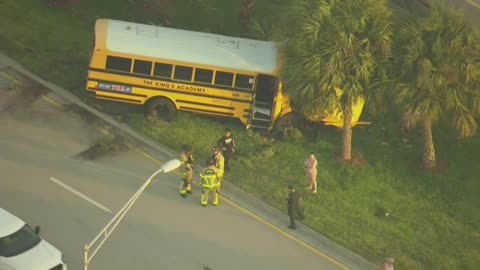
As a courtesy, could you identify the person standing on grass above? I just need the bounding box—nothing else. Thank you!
[217,128,236,171]
[377,258,394,270]
[304,152,318,193]
[286,184,304,230]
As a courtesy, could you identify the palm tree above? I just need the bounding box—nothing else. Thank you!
[391,2,480,168]
[276,0,393,160]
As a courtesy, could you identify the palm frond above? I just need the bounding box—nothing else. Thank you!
[392,0,480,137]
[277,0,393,114]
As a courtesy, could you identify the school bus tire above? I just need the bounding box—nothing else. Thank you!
[145,97,177,121]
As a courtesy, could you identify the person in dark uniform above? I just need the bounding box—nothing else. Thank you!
[217,128,236,171]
[286,184,304,229]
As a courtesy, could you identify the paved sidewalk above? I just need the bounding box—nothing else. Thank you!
[0,52,376,270]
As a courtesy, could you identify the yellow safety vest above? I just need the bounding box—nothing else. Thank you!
[200,169,219,189]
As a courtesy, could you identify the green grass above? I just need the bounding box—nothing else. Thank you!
[1,1,480,269]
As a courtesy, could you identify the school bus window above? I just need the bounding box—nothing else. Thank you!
[133,60,152,75]
[154,63,173,78]
[174,65,193,81]
[215,71,234,87]
[106,56,132,72]
[194,68,213,84]
[235,74,254,89]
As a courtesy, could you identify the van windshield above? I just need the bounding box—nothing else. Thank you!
[0,225,41,257]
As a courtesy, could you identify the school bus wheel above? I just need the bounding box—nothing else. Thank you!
[273,113,298,134]
[146,97,177,121]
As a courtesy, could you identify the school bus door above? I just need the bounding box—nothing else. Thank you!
[250,74,276,129]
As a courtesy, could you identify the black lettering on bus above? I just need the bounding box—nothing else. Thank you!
[155,82,170,88]
[133,78,207,93]
[175,85,206,93]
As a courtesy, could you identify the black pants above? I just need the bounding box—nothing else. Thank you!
[288,206,304,228]
[224,150,233,169]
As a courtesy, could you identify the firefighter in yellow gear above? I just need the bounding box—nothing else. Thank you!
[211,146,225,192]
[200,159,220,206]
[179,145,194,198]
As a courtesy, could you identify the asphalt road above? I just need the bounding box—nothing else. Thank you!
[0,3,477,270]
[448,0,480,23]
[0,87,346,269]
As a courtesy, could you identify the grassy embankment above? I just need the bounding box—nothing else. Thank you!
[1,0,479,269]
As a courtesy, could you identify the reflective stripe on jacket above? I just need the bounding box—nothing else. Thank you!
[200,168,219,189]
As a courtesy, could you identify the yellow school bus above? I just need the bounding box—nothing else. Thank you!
[86,18,368,130]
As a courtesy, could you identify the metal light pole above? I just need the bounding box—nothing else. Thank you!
[83,159,182,270]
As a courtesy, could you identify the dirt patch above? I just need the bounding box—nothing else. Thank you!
[412,159,449,174]
[74,135,130,161]
[1,70,47,114]
[0,73,15,92]
[201,264,213,270]
[65,104,100,124]
[71,106,132,161]
[64,104,129,141]
[335,151,367,167]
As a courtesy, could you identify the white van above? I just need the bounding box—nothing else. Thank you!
[0,208,67,270]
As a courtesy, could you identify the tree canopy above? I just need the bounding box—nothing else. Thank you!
[388,1,480,167]
[276,0,393,159]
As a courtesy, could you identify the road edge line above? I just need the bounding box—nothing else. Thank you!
[125,146,350,269]
[42,95,65,109]
[220,195,350,269]
[126,143,164,166]
[0,52,375,270]
[466,0,480,9]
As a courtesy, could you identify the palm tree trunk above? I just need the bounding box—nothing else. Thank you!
[422,119,436,168]
[342,106,353,160]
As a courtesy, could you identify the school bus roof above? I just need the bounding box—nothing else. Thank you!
[97,19,279,74]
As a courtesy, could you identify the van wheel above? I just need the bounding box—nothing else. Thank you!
[146,97,176,122]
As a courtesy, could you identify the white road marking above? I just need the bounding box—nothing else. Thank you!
[49,177,112,214]
[466,0,480,9]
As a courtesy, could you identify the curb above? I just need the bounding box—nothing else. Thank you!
[0,52,376,270]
